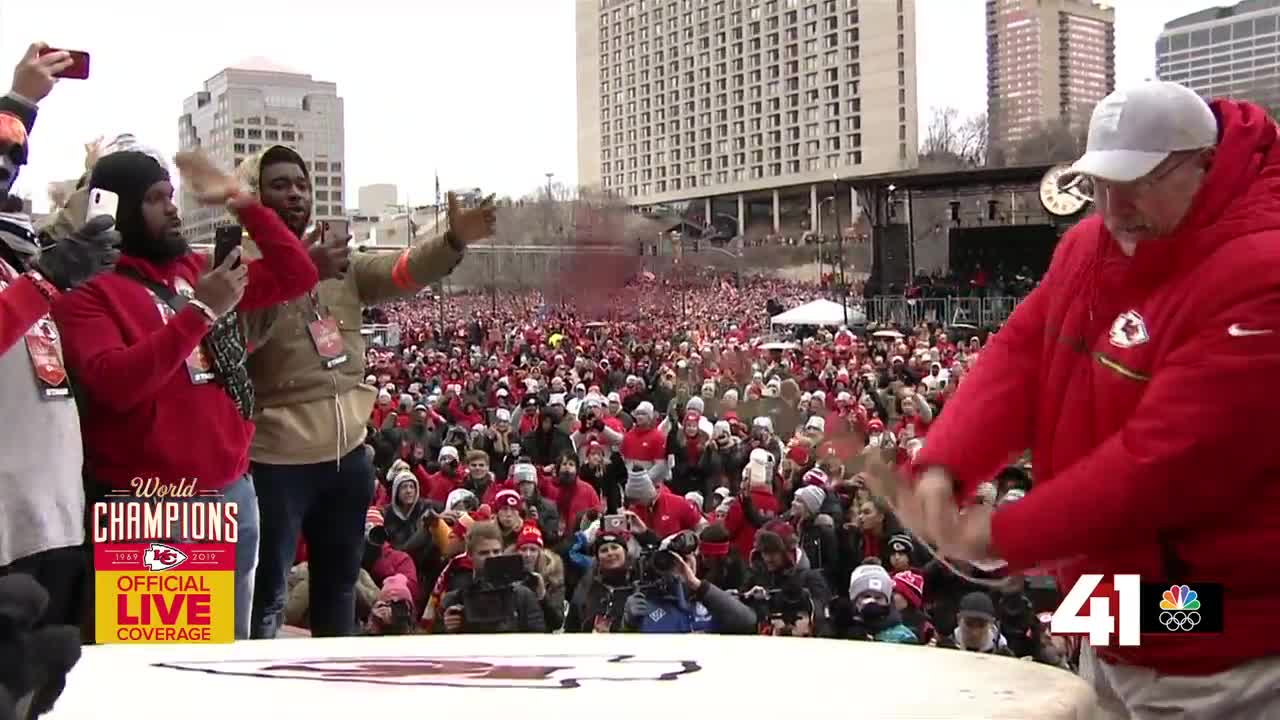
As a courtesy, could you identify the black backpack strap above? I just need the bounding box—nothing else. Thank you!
[116,266,189,312]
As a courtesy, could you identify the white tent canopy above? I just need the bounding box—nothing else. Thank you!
[770,298,863,326]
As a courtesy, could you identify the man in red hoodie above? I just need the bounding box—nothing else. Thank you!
[875,83,1280,716]
[53,149,317,639]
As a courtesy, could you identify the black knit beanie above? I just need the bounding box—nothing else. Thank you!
[88,151,172,259]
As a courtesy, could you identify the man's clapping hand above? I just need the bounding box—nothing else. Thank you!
[862,460,993,563]
[446,191,497,246]
[11,43,71,103]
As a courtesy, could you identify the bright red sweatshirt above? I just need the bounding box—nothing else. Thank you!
[0,275,53,354]
[53,201,318,492]
[914,100,1280,676]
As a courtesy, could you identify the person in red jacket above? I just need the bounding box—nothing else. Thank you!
[873,83,1280,715]
[53,149,318,640]
[547,452,604,534]
[724,447,781,560]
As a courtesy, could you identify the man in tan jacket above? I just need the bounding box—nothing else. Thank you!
[236,145,496,638]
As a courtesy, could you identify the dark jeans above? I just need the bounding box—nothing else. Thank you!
[0,545,89,628]
[250,446,373,638]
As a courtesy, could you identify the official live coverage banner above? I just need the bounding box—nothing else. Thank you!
[94,542,235,643]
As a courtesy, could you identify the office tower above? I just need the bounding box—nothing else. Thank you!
[358,183,399,215]
[986,0,1115,149]
[576,0,919,210]
[178,58,345,245]
[1157,0,1280,108]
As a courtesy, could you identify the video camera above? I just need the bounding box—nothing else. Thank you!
[634,530,699,591]
[739,584,813,634]
[460,553,526,633]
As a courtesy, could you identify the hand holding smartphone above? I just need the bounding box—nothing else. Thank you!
[38,48,90,80]
[84,189,119,223]
[213,225,243,269]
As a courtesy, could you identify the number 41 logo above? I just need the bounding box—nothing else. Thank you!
[1050,574,1141,647]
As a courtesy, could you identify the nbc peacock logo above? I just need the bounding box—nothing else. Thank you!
[1158,584,1202,632]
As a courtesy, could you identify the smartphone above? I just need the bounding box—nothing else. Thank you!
[39,48,90,80]
[213,225,243,268]
[602,514,627,534]
[323,219,350,242]
[84,188,119,222]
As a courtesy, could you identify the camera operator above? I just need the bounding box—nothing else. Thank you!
[742,581,816,637]
[621,530,756,634]
[994,576,1068,667]
[441,521,544,634]
[364,574,416,636]
[743,525,832,636]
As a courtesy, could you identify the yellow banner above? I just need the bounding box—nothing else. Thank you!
[95,542,234,644]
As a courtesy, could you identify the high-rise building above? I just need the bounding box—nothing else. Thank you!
[576,0,918,210]
[1156,0,1280,108]
[986,0,1115,149]
[358,183,399,215]
[178,58,345,245]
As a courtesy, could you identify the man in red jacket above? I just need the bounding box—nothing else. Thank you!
[873,83,1280,716]
[54,149,318,639]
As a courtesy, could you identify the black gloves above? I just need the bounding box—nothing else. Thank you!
[0,575,82,720]
[31,215,120,291]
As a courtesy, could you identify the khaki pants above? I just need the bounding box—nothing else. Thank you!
[1079,642,1280,719]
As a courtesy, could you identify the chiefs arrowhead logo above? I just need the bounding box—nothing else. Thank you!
[1109,310,1149,349]
[143,543,189,572]
[153,655,700,689]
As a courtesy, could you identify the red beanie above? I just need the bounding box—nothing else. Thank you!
[893,570,925,609]
[494,489,523,511]
[516,523,544,549]
[786,443,809,465]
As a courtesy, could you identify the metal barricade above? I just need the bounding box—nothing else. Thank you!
[983,296,1019,326]
[864,295,1027,327]
[948,297,983,326]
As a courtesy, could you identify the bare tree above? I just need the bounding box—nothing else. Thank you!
[958,113,989,167]
[920,106,990,169]
[921,106,962,158]
[1011,118,1086,165]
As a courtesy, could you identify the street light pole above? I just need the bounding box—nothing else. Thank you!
[831,174,847,326]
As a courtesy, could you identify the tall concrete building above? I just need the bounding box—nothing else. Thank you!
[986,0,1115,149]
[358,183,399,215]
[178,58,345,245]
[576,0,918,230]
[1156,0,1280,108]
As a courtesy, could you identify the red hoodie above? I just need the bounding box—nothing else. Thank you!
[915,100,1280,676]
[0,273,55,355]
[724,486,780,559]
[53,201,317,491]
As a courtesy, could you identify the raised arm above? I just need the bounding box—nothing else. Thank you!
[353,192,496,306]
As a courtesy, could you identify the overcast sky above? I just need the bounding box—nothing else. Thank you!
[1,0,1215,211]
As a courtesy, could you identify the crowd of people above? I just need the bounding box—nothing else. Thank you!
[4,38,1280,720]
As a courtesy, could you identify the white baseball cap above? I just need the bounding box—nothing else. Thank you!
[1069,81,1218,183]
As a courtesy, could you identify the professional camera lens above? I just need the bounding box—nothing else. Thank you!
[367,525,387,545]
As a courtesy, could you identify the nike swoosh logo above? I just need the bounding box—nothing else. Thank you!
[1228,324,1273,337]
